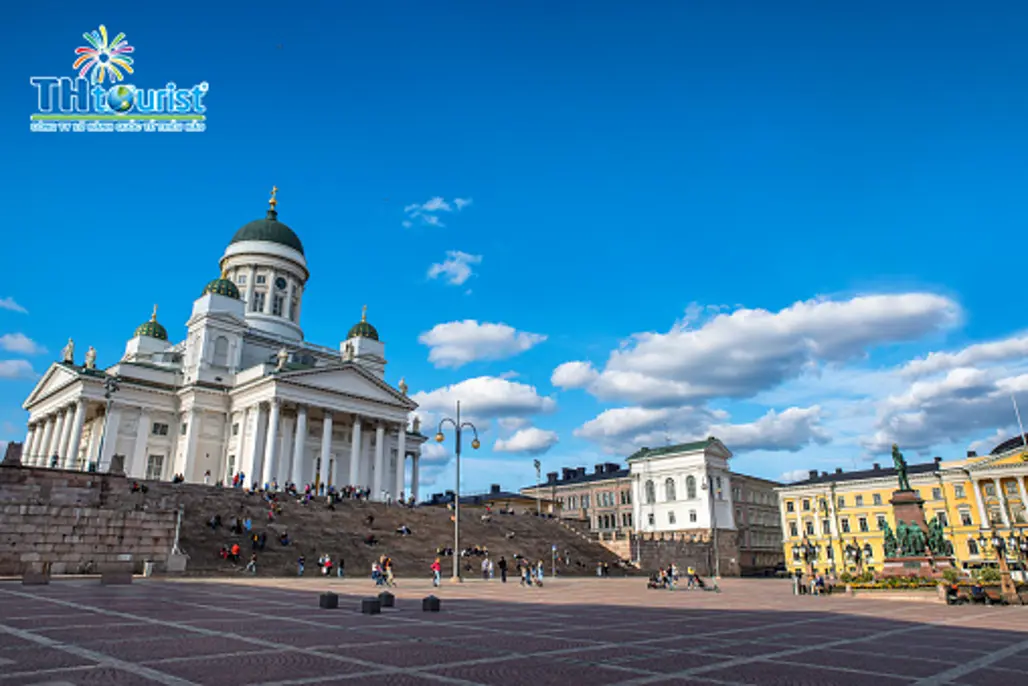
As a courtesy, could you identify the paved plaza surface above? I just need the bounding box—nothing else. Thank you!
[0,577,1026,686]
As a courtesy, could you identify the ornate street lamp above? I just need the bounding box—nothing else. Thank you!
[971,530,1020,603]
[434,401,480,581]
[92,375,120,473]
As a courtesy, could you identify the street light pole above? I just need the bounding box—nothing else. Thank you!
[93,375,120,473]
[435,401,480,582]
[534,459,541,516]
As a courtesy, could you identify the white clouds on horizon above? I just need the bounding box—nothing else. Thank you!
[0,333,47,355]
[494,427,559,455]
[0,298,27,314]
[411,376,557,423]
[427,251,482,286]
[419,320,546,369]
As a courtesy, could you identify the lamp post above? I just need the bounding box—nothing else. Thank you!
[534,458,542,516]
[93,375,120,473]
[703,472,721,578]
[845,538,864,575]
[434,401,480,582]
[972,531,1020,603]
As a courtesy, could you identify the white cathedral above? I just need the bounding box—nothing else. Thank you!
[19,189,427,501]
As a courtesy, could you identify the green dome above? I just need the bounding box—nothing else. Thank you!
[135,306,168,341]
[229,209,304,255]
[347,305,379,341]
[202,277,241,299]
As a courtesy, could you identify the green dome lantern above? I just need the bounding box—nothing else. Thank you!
[135,305,168,341]
[227,186,305,255]
[202,274,241,299]
[347,304,379,341]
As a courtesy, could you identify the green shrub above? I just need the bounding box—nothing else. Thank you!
[942,568,960,583]
[978,567,1002,583]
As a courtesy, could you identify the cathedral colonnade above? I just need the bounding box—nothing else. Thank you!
[235,399,419,502]
[22,398,90,470]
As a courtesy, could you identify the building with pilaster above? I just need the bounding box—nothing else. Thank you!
[19,190,427,501]
[776,438,1028,576]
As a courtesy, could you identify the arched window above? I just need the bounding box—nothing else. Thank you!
[665,477,676,501]
[644,480,656,504]
[212,336,229,367]
[686,475,697,499]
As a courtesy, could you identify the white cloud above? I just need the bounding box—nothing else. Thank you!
[863,366,1028,454]
[0,360,35,379]
[902,334,1028,378]
[419,320,546,369]
[0,333,46,355]
[427,251,482,286]
[574,404,829,455]
[498,417,530,431]
[411,376,557,423]
[494,427,559,455]
[0,298,27,314]
[403,196,472,228]
[559,294,960,408]
[551,361,599,389]
[780,468,812,483]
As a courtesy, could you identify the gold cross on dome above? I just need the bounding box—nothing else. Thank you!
[269,185,279,209]
[151,304,158,321]
[361,304,368,322]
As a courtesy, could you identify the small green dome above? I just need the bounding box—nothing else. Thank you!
[347,305,379,341]
[135,306,168,341]
[202,277,241,299]
[229,209,304,255]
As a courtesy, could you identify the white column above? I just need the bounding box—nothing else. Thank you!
[373,423,386,500]
[262,400,281,488]
[972,479,990,528]
[179,409,199,480]
[321,410,334,486]
[348,416,362,487]
[263,271,274,314]
[57,406,75,465]
[412,454,420,501]
[994,477,1011,527]
[395,424,407,501]
[47,411,67,467]
[246,264,257,310]
[277,414,294,487]
[64,400,87,470]
[99,405,122,472]
[130,409,150,479]
[291,405,308,486]
[362,429,373,488]
[22,425,35,465]
[1017,478,1028,521]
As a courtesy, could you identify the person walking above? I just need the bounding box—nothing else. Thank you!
[498,556,508,583]
[488,558,495,580]
[297,555,305,576]
[481,557,490,581]
[431,558,442,587]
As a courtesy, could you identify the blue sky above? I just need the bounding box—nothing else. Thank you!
[4,2,1028,493]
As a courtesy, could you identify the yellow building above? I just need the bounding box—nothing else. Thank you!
[776,436,1028,577]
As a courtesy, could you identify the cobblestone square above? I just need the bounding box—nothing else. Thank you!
[0,577,1026,685]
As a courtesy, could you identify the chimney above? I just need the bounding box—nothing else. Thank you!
[546,471,558,484]
[967,450,977,458]
[576,467,587,477]
[490,484,501,495]
[562,468,575,481]
[934,457,942,465]
[872,463,880,471]
[595,464,605,475]
[605,462,621,473]
[835,468,843,474]
[808,470,818,479]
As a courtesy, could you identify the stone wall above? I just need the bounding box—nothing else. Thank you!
[0,465,179,575]
[634,529,741,576]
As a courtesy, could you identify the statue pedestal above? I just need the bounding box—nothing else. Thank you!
[890,489,928,529]
[880,556,954,579]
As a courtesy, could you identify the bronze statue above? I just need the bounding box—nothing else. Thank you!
[906,521,926,556]
[882,521,898,557]
[894,520,909,556]
[926,517,952,556]
[892,443,912,491]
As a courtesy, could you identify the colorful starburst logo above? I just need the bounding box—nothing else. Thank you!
[73,25,134,85]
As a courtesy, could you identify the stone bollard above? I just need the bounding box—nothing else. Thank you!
[361,597,382,615]
[320,592,339,609]
[378,591,395,608]
[423,595,441,612]
[100,561,133,585]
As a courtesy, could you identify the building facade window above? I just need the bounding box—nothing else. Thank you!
[802,499,811,511]
[968,538,979,555]
[837,496,845,509]
[151,423,169,436]
[876,514,887,530]
[690,510,697,523]
[252,291,265,312]
[686,475,697,499]
[960,509,973,526]
[789,522,798,537]
[932,487,943,501]
[855,495,864,506]
[644,480,655,504]
[872,493,882,505]
[936,511,948,527]
[236,274,247,284]
[954,484,965,498]
[858,517,869,532]
[665,478,676,501]
[822,519,831,535]
[840,518,850,533]
[272,295,284,316]
[145,455,164,481]
[668,511,676,525]
[786,500,795,513]
[647,513,655,526]
[231,423,239,436]
[805,521,815,536]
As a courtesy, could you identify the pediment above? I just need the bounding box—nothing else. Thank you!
[278,363,416,409]
[23,363,80,408]
[969,451,1028,469]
